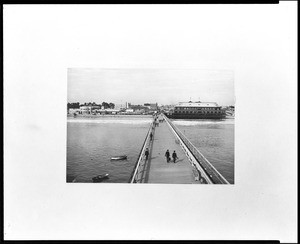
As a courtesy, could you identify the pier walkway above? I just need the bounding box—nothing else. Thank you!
[142,118,198,184]
[129,114,229,184]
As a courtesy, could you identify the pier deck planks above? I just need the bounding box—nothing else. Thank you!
[143,120,199,184]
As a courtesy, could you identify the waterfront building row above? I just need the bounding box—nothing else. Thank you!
[67,102,159,115]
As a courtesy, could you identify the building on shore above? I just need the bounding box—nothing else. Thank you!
[125,108,134,114]
[114,103,126,110]
[144,103,158,111]
[97,108,120,114]
[68,101,162,116]
[68,108,81,114]
[130,105,149,114]
[165,101,226,119]
[159,104,175,114]
[125,102,131,109]
[225,105,235,117]
[80,103,101,114]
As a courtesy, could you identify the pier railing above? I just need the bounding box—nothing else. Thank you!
[164,115,229,184]
[129,122,154,183]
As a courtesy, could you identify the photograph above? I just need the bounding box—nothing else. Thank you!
[67,68,235,184]
[4,2,297,242]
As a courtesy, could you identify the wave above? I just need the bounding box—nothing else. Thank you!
[172,119,235,126]
[67,118,152,125]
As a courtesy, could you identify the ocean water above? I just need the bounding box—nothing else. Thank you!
[67,116,152,183]
[67,116,234,184]
[173,119,234,183]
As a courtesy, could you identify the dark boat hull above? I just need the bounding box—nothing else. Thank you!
[92,174,109,182]
[111,155,127,161]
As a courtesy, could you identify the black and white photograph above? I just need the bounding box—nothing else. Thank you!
[4,2,297,242]
[67,68,234,184]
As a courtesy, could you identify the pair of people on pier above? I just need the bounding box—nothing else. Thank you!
[165,150,178,163]
[145,148,178,163]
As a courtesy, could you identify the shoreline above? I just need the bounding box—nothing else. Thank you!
[67,114,234,120]
[67,114,153,119]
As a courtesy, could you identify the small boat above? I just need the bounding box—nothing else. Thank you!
[92,173,109,182]
[110,155,127,161]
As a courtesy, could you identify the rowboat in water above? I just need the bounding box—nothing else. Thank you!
[92,173,109,182]
[110,155,127,161]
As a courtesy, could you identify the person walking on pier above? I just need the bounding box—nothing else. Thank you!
[172,150,178,163]
[165,149,170,163]
[150,132,153,141]
[145,148,149,161]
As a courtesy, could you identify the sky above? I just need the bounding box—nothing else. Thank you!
[68,68,234,106]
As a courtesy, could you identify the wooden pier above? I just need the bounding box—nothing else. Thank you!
[129,114,229,184]
[141,117,199,184]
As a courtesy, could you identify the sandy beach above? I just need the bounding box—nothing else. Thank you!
[67,113,153,119]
